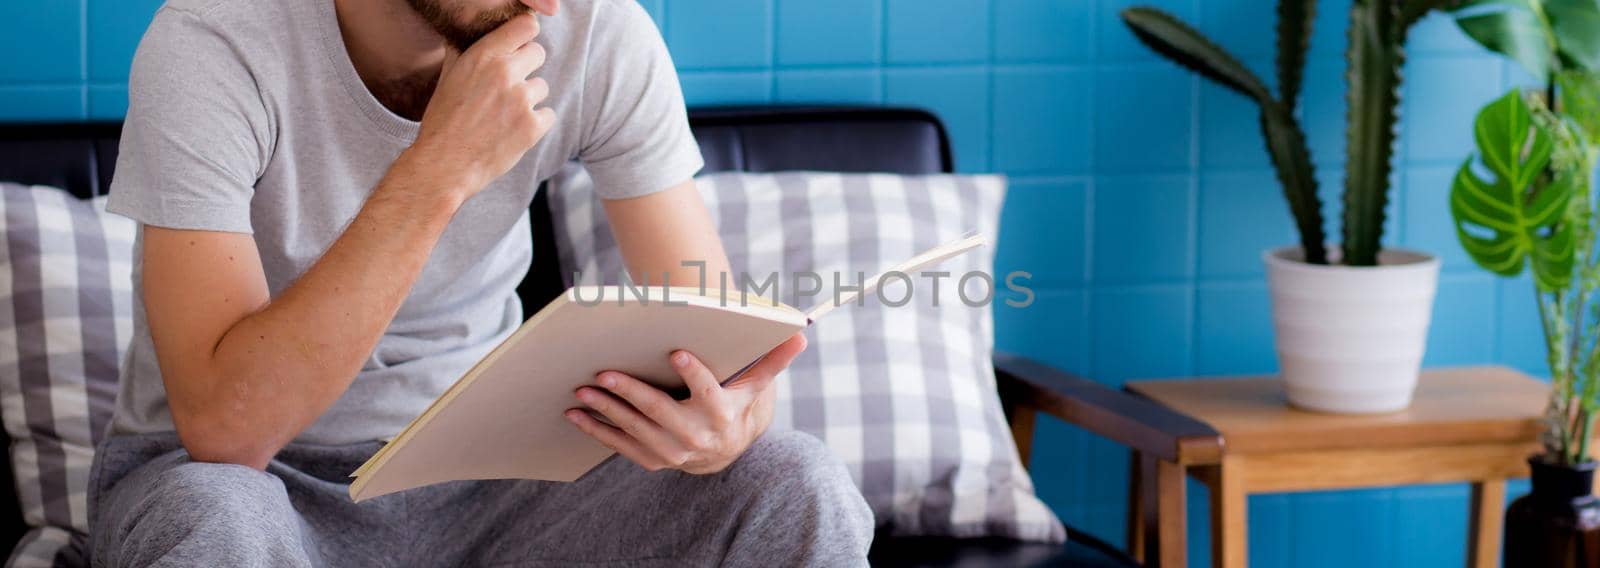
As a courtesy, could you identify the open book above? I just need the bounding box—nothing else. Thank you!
[348,233,987,501]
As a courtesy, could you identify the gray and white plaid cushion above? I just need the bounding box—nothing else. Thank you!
[549,168,1064,541]
[0,184,134,567]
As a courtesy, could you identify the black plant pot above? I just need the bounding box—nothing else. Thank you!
[1505,457,1600,567]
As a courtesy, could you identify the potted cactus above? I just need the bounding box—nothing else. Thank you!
[1121,0,1453,413]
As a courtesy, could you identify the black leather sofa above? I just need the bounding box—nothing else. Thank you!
[0,107,1216,566]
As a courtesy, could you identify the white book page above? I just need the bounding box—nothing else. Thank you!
[805,232,987,322]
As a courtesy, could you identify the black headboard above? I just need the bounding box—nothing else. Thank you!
[0,123,124,199]
[683,107,950,175]
[0,106,951,204]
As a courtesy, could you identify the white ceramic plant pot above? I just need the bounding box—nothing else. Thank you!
[1263,246,1441,414]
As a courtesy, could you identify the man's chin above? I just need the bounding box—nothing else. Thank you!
[459,2,536,44]
[406,0,531,53]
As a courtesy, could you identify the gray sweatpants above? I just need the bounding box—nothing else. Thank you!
[87,430,873,567]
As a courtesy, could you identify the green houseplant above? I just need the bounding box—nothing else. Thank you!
[1121,0,1452,413]
[1444,1,1600,564]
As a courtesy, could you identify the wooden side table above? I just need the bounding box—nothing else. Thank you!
[1125,367,1548,568]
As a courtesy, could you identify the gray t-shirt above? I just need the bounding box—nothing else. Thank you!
[106,0,702,445]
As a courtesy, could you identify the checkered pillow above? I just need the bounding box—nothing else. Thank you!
[0,183,134,567]
[549,168,1064,541]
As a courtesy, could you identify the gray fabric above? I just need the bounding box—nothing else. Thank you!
[103,0,704,446]
[0,184,136,567]
[88,430,872,567]
[547,170,1066,541]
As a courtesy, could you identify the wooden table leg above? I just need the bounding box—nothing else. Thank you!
[1154,458,1187,568]
[1128,450,1146,563]
[1467,479,1505,568]
[1212,455,1247,568]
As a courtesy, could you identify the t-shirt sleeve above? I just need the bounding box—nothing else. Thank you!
[575,0,703,201]
[106,6,272,234]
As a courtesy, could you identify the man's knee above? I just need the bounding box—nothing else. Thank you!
[729,431,872,523]
[727,430,826,479]
[141,460,292,522]
[720,431,874,563]
[106,458,302,558]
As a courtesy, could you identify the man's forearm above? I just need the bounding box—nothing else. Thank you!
[603,180,732,290]
[175,150,464,466]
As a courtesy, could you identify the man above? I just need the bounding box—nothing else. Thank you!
[89,0,874,565]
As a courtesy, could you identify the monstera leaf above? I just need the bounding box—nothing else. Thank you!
[1452,0,1600,81]
[1452,0,1555,81]
[1546,0,1600,71]
[1451,89,1578,290]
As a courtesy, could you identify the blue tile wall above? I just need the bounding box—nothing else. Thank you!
[1098,0,1194,61]
[992,67,1091,173]
[1402,166,1474,272]
[994,1,1091,63]
[0,86,83,121]
[1093,66,1194,172]
[86,0,162,82]
[885,0,989,65]
[1198,0,1273,58]
[884,67,991,172]
[665,0,772,69]
[1424,275,1500,367]
[0,1,1549,565]
[1199,78,1272,170]
[995,289,1088,374]
[1291,489,1398,567]
[1090,285,1194,381]
[0,2,81,84]
[775,0,880,66]
[678,70,772,106]
[774,68,881,104]
[1195,282,1277,375]
[1093,175,1195,284]
[1197,170,1297,279]
[1404,55,1507,163]
[994,178,1089,288]
[1499,275,1549,375]
[1301,57,1350,166]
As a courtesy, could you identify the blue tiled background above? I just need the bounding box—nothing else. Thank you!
[0,1,1548,565]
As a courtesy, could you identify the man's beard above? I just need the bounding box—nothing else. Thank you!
[404,0,532,52]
